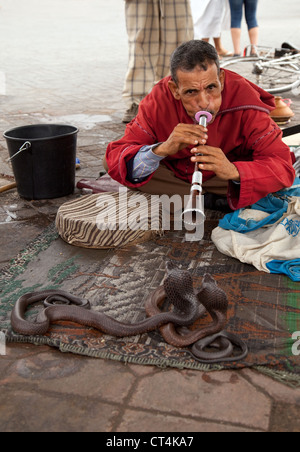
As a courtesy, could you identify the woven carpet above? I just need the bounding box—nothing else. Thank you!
[0,211,300,387]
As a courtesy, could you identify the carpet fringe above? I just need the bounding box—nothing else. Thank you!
[254,365,300,388]
[5,333,300,387]
[5,333,221,372]
[58,342,223,372]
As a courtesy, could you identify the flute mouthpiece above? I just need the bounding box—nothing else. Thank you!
[195,111,213,125]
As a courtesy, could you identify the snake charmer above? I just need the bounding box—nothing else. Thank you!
[104,40,296,212]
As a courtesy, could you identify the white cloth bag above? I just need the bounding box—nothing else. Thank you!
[211,197,300,273]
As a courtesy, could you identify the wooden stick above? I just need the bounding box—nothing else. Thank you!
[0,182,17,193]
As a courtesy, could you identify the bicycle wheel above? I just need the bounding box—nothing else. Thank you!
[222,56,300,94]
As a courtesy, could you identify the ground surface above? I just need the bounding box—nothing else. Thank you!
[0,0,299,433]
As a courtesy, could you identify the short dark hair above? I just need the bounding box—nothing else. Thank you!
[170,40,220,85]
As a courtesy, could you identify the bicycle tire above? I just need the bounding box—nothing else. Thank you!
[222,56,300,94]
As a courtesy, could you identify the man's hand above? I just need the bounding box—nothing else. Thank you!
[191,146,240,181]
[152,123,240,182]
[153,124,208,157]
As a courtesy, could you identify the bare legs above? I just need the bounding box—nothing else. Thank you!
[231,26,259,55]
[202,37,232,57]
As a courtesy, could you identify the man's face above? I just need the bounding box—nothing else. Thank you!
[168,64,225,124]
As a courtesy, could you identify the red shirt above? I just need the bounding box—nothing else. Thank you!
[106,69,295,210]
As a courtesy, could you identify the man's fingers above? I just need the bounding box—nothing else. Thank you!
[177,124,208,133]
[191,146,219,156]
[198,163,215,171]
[175,124,208,141]
[192,154,218,163]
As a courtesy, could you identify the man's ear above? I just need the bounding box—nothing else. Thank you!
[219,69,225,91]
[168,79,181,100]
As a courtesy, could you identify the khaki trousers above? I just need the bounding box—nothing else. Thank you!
[136,163,228,197]
[123,0,194,106]
[103,158,228,198]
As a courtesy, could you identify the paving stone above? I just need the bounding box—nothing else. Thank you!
[117,409,258,432]
[269,403,300,433]
[129,370,271,431]
[241,369,300,406]
[2,351,136,404]
[0,388,119,432]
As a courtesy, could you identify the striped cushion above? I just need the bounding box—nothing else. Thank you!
[56,191,163,249]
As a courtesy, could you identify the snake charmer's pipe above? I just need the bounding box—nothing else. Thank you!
[182,111,213,230]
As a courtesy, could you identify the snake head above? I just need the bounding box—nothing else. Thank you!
[164,261,193,293]
[200,274,228,313]
[164,261,198,316]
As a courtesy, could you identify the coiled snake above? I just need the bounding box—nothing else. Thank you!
[11,262,248,363]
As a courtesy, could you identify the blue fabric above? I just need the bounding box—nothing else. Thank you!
[266,260,300,282]
[126,144,164,183]
[219,197,288,233]
[229,0,259,30]
[219,178,300,234]
[217,178,300,281]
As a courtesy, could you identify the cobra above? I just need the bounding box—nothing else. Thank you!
[10,262,248,363]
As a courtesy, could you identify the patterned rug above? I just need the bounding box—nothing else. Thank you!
[1,212,300,387]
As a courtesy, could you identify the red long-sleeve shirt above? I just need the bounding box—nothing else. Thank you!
[106,69,295,210]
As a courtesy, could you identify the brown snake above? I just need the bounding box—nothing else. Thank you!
[10,262,248,363]
[146,272,228,347]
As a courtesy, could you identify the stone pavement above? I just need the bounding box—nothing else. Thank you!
[0,0,300,433]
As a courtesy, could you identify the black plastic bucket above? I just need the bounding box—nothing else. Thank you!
[3,124,78,200]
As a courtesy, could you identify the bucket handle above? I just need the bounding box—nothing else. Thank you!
[9,141,31,162]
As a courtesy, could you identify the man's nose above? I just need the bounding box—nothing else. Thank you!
[196,91,210,110]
